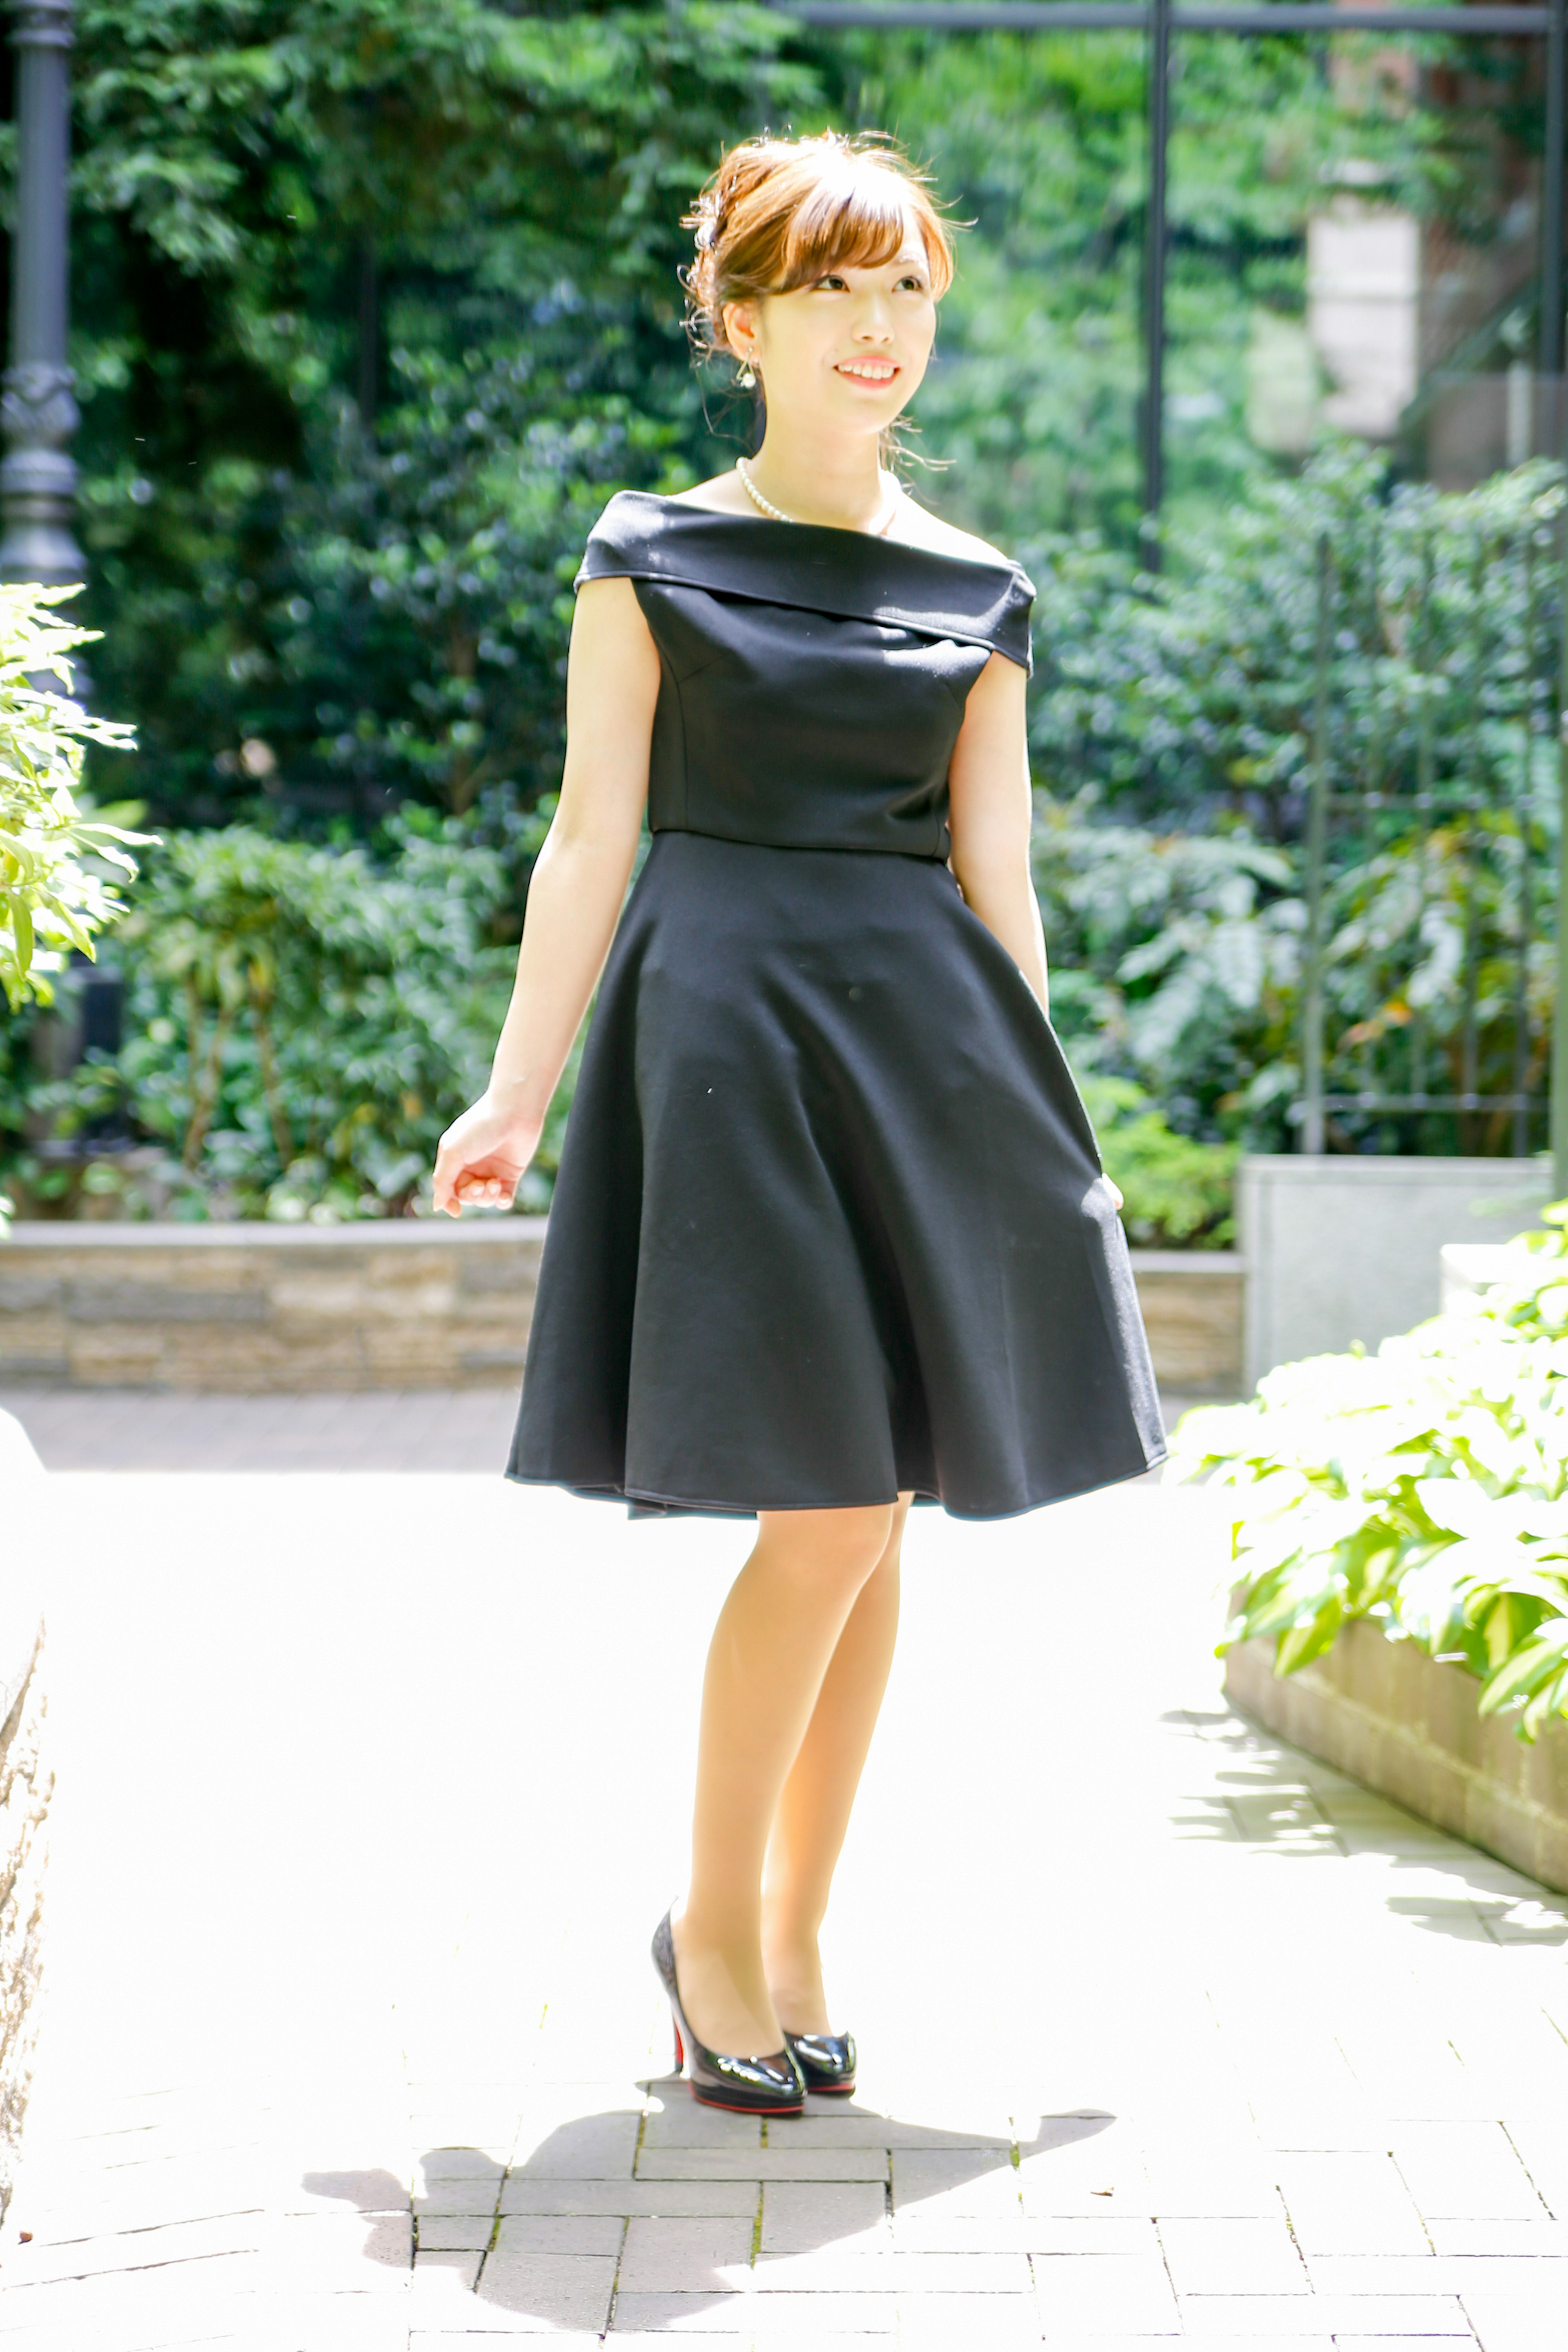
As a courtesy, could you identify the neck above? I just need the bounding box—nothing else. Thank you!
[746,421,889,532]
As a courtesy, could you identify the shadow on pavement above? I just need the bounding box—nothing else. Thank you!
[306,2100,1115,2328]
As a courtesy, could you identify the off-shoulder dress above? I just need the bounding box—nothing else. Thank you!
[508,490,1165,1516]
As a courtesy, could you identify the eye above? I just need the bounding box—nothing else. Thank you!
[813,274,849,292]
[896,273,928,292]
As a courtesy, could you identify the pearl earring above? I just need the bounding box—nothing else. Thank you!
[737,360,757,390]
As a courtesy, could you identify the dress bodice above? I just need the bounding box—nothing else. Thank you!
[575,490,1035,862]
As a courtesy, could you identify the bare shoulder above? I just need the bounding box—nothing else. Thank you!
[888,493,1014,568]
[668,470,751,516]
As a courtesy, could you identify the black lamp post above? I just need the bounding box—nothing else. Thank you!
[0,0,80,588]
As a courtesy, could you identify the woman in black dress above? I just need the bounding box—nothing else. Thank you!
[433,132,1163,2114]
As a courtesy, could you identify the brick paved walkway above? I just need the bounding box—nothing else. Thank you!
[1,1407,1565,2348]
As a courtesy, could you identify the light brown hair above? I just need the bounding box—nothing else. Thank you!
[683,131,956,364]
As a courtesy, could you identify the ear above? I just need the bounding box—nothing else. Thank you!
[722,297,761,366]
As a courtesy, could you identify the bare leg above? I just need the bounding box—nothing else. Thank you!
[673,1503,895,2058]
[762,1495,910,2034]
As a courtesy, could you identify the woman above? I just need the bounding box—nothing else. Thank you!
[433,133,1164,2115]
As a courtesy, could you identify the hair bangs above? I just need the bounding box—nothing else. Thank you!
[775,165,927,293]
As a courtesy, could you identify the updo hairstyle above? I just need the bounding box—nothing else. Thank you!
[683,131,956,369]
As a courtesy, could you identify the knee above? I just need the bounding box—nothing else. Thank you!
[761,1503,895,1597]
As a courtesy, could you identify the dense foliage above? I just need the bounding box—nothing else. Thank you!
[1028,451,1561,1157]
[56,0,808,826]
[1174,1205,1568,1741]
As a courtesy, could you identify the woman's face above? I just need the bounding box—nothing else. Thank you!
[725,231,938,440]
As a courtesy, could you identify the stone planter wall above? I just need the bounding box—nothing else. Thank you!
[0,1412,51,2222]
[0,1223,1243,1396]
[1225,1619,1568,1894]
[0,1219,549,1391]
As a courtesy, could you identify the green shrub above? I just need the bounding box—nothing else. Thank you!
[1172,1206,1568,1739]
[1078,1076,1235,1248]
[12,809,573,1222]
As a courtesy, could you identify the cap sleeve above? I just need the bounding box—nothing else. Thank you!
[574,490,652,590]
[991,567,1035,674]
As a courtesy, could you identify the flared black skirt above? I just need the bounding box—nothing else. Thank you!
[509,831,1165,1517]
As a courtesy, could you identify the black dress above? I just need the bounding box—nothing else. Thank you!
[508,490,1165,1517]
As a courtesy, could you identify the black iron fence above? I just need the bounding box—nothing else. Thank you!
[1298,474,1565,1157]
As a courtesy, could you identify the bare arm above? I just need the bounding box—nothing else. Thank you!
[947,651,1048,1012]
[432,577,659,1214]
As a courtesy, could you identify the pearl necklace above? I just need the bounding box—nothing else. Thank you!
[736,459,899,539]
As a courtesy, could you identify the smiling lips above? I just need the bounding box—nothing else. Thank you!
[837,359,899,383]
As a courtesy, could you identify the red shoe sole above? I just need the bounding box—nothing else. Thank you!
[689,2083,805,2116]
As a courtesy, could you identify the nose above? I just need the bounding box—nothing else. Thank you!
[852,289,895,341]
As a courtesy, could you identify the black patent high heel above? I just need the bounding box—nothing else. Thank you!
[784,2029,857,2096]
[651,1912,805,2116]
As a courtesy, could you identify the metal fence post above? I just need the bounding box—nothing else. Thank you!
[1140,0,1171,559]
[0,0,81,587]
[1302,530,1332,1155]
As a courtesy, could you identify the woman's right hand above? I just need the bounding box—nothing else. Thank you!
[431,1092,543,1218]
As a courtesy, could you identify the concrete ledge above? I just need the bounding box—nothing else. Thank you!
[0,1223,1241,1395]
[1225,1620,1568,1893]
[1239,1155,1550,1388]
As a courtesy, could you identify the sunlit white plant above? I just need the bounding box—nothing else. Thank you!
[0,584,144,1014]
[1171,1204,1568,1739]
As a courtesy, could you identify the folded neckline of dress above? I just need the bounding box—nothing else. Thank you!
[579,489,1034,660]
[625,487,1020,570]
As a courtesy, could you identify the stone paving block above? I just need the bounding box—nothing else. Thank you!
[1158,2216,1310,2294]
[1139,2145,1285,2217]
[0,2263,258,2352]
[416,2188,504,2219]
[1390,2125,1550,2221]
[0,2210,262,2286]
[285,2173,411,2221]
[640,2100,763,2151]
[895,2291,1047,2348]
[418,2215,497,2252]
[606,2290,756,2332]
[490,2213,623,2257]
[413,2245,485,2293]
[1428,2221,1568,2254]
[759,2180,886,2252]
[1013,2217,1160,2258]
[409,2318,600,2341]
[891,2210,1035,2253]
[616,2214,754,2292]
[1273,2153,1430,2254]
[499,2178,758,2219]
[1498,2122,1568,2222]
[265,2210,412,2289]
[1459,2287,1568,2351]
[1308,2253,1568,2294]
[467,2249,617,2330]
[638,2148,886,2182]
[753,2247,1031,2292]
[419,2149,512,2186]
[891,2151,1024,2214]
[1180,2292,1474,2334]
[507,2112,641,2180]
[1032,2253,1181,2335]
[256,2294,412,2351]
